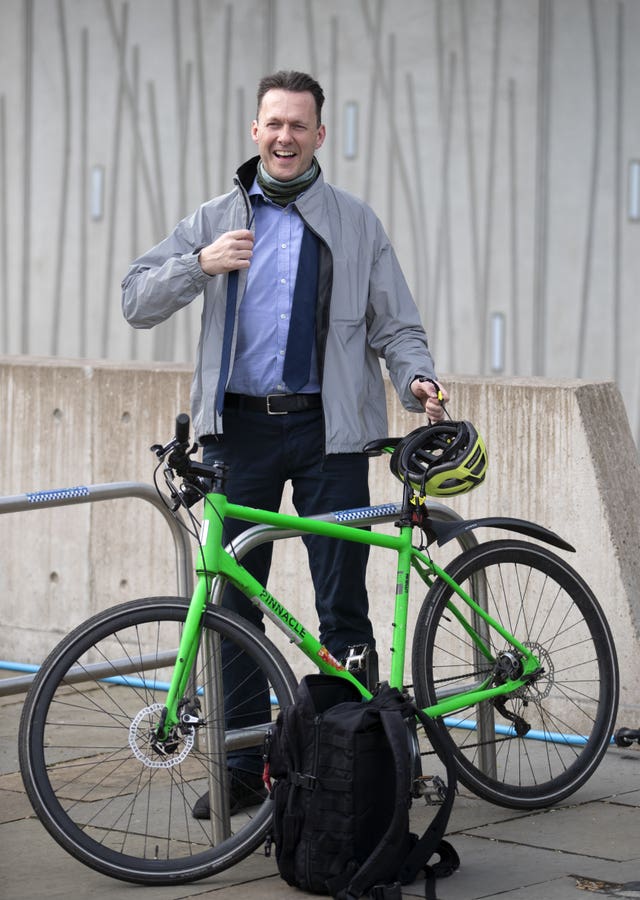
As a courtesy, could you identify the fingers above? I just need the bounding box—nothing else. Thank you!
[410,377,449,420]
[198,230,254,276]
[425,396,446,421]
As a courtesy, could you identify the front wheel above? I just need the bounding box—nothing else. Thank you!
[412,540,619,809]
[19,597,298,884]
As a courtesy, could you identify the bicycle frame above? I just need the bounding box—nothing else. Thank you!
[158,486,543,738]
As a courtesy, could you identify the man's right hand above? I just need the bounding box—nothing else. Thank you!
[198,229,254,276]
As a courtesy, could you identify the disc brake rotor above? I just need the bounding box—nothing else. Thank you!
[128,702,194,768]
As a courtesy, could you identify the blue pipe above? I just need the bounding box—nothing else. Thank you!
[0,663,612,740]
[0,660,280,705]
[1,661,38,673]
[444,715,615,746]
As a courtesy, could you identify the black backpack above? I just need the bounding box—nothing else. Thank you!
[264,674,459,900]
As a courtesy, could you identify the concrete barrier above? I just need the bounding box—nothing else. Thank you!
[1,357,639,724]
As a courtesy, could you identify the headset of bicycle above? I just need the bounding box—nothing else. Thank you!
[390,420,488,498]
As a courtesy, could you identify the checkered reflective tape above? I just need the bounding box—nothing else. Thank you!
[333,504,398,522]
[26,486,91,503]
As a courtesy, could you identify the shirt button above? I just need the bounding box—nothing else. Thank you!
[281,243,287,249]
[280,313,288,319]
[280,278,286,284]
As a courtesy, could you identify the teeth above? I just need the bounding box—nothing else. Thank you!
[275,151,295,157]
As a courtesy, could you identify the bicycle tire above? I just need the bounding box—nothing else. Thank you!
[411,540,619,809]
[19,596,298,884]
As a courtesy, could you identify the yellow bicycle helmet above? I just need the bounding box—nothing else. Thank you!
[390,421,488,497]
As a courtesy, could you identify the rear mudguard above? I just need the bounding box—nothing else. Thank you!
[426,515,575,553]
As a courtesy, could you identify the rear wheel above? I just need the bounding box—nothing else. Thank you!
[19,596,297,884]
[412,540,619,809]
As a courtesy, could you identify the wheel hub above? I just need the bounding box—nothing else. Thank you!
[128,703,195,768]
[518,641,554,700]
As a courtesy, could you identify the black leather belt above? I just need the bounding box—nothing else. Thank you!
[224,392,322,415]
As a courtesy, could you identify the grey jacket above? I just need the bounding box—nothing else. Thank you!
[122,157,438,451]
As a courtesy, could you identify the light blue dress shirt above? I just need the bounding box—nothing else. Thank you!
[227,181,321,396]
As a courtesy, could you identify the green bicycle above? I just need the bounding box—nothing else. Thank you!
[18,414,619,885]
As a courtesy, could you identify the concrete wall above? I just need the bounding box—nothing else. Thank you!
[1,356,639,726]
[2,1,640,440]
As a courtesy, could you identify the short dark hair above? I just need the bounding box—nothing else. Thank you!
[256,70,325,125]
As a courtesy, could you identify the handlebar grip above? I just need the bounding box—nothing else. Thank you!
[175,413,190,445]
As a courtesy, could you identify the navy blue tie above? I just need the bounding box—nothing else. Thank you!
[215,269,239,416]
[283,227,319,392]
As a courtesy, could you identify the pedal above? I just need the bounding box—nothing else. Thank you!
[413,774,448,805]
[614,727,640,748]
[344,644,379,690]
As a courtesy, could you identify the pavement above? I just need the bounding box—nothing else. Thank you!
[2,671,640,900]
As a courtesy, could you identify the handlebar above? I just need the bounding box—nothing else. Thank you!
[175,413,190,446]
[151,414,226,509]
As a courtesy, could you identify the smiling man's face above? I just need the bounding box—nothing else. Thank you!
[252,89,326,182]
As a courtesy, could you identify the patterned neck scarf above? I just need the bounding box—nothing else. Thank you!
[256,158,320,207]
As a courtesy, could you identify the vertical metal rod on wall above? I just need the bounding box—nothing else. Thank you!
[0,96,8,354]
[532,0,552,375]
[459,0,482,347]
[102,3,129,359]
[479,0,502,374]
[508,78,519,376]
[613,1,623,384]
[218,4,232,196]
[129,44,140,360]
[79,29,88,359]
[51,0,72,357]
[21,0,34,354]
[576,0,601,379]
[193,0,211,201]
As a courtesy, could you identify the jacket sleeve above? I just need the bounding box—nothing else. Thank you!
[121,206,214,329]
[365,222,438,411]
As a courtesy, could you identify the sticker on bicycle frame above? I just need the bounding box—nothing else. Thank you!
[253,589,306,643]
[199,520,209,544]
[318,646,344,671]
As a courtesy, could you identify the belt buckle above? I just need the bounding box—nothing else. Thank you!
[266,394,288,415]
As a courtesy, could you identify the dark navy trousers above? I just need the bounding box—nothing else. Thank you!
[201,404,374,772]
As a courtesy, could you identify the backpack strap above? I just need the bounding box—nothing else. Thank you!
[328,705,413,900]
[398,706,460,893]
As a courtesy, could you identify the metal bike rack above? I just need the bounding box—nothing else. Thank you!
[0,481,193,697]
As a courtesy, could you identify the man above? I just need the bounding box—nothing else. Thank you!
[122,70,448,815]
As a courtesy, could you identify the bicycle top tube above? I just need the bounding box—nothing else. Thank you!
[208,500,476,604]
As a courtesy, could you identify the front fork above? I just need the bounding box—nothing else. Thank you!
[153,577,211,744]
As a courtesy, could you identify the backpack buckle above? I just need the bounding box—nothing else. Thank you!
[291,771,317,790]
